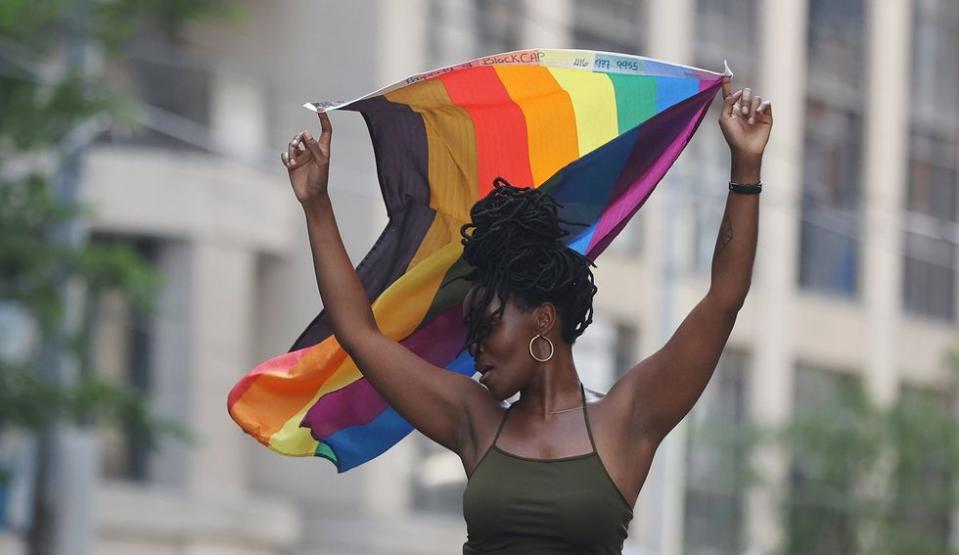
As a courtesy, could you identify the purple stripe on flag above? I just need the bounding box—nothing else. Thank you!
[300,305,466,437]
[587,83,719,257]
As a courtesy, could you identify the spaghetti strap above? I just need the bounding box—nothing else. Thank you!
[580,382,598,454]
[468,404,514,481]
[493,403,513,444]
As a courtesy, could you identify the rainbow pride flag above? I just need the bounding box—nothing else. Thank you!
[228,49,725,472]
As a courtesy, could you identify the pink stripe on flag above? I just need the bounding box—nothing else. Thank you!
[300,305,467,438]
[227,348,309,407]
[587,83,719,257]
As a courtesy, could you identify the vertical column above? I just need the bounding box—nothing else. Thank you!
[647,0,694,63]
[645,2,695,554]
[211,72,266,164]
[523,0,572,48]
[862,0,911,407]
[860,0,913,549]
[434,0,480,66]
[149,242,192,487]
[745,0,808,552]
[378,0,429,83]
[188,240,257,498]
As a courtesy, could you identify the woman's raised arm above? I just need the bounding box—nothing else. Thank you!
[603,72,771,445]
[283,113,493,459]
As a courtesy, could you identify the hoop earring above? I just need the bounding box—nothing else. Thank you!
[528,333,554,363]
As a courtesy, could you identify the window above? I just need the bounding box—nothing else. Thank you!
[798,0,866,298]
[606,215,644,258]
[572,317,638,392]
[788,363,864,555]
[683,348,751,555]
[89,235,160,482]
[611,321,637,381]
[572,0,646,55]
[902,0,959,321]
[694,0,758,85]
[798,100,863,295]
[686,132,731,275]
[474,0,523,55]
[687,0,760,275]
[427,1,525,69]
[96,37,213,151]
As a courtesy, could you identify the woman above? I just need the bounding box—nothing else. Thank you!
[281,73,771,553]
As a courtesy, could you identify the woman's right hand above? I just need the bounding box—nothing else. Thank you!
[281,111,332,204]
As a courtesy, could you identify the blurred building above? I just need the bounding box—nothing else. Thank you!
[2,0,957,554]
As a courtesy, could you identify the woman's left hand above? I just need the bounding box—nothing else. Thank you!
[719,73,773,158]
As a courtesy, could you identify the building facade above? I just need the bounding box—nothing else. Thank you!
[2,1,956,554]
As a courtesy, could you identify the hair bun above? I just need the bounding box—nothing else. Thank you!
[460,177,567,269]
[455,177,598,351]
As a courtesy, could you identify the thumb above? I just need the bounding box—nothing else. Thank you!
[722,89,743,120]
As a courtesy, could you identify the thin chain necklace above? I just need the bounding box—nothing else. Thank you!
[512,383,586,415]
[544,405,584,414]
[513,400,585,415]
[512,403,583,415]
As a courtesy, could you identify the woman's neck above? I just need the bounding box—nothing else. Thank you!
[512,346,583,418]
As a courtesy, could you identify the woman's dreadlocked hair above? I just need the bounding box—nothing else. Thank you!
[458,177,598,357]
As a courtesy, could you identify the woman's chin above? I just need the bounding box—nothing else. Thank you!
[480,378,502,398]
[480,373,512,400]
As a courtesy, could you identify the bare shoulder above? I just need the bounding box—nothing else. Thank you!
[586,385,619,423]
[589,382,658,449]
[459,379,508,471]
[587,384,660,506]
[463,379,506,428]
[583,386,608,413]
[584,387,627,440]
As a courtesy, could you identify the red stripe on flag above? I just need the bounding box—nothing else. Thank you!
[438,67,534,197]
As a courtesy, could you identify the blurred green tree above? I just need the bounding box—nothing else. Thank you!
[766,348,959,555]
[687,346,959,555]
[0,0,234,551]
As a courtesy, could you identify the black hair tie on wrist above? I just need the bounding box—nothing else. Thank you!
[729,180,762,194]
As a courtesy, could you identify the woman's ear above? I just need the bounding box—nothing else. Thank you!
[535,302,558,334]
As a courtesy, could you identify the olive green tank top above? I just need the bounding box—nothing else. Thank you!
[462,383,634,554]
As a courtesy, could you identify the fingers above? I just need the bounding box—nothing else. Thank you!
[302,130,325,161]
[280,113,335,171]
[721,73,732,99]
[283,131,310,169]
[287,133,299,166]
[740,87,752,117]
[748,95,762,123]
[722,88,744,119]
[757,100,773,119]
[722,82,773,126]
[281,146,302,170]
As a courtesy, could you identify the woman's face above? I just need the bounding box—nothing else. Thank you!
[464,287,546,400]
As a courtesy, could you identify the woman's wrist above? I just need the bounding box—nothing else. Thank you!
[730,151,763,183]
[301,193,333,218]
